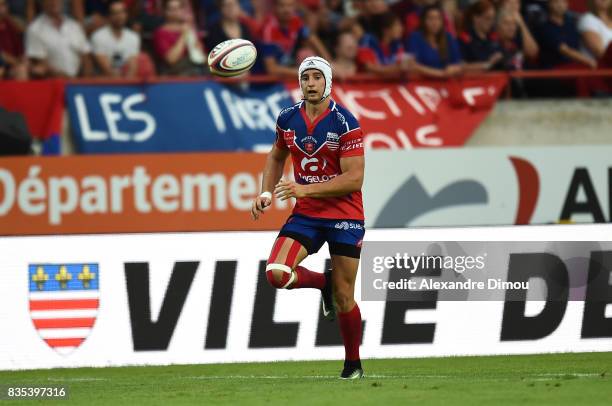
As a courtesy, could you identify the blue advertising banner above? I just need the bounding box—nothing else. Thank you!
[66,81,294,153]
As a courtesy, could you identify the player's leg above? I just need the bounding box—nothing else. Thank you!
[330,254,363,379]
[265,216,326,290]
[327,221,365,379]
[265,236,308,289]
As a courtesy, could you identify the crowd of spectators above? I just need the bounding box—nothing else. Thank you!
[0,0,611,94]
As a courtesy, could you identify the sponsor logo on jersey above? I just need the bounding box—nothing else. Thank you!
[298,173,338,183]
[340,138,363,152]
[300,157,327,172]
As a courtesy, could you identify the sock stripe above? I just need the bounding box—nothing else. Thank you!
[285,239,303,268]
[268,237,286,263]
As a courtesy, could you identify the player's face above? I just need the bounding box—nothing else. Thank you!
[300,69,325,103]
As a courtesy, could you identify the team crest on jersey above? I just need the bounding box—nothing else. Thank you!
[326,132,339,151]
[301,136,317,154]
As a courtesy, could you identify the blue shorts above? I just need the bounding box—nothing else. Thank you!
[278,214,365,258]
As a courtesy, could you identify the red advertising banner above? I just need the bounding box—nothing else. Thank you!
[0,80,65,139]
[325,74,508,148]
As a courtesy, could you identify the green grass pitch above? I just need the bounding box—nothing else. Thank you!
[1,352,610,405]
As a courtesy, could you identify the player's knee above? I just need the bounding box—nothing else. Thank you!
[265,263,295,289]
[333,289,355,313]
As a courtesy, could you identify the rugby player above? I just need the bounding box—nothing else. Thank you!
[251,56,365,380]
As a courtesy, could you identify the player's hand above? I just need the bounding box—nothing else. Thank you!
[274,179,306,201]
[251,193,272,220]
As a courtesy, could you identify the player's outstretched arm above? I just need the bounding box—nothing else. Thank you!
[275,155,364,200]
[251,144,289,220]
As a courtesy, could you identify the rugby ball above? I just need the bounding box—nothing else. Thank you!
[208,38,257,77]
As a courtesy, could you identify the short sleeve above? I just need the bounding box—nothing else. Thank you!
[91,30,108,55]
[127,31,141,58]
[274,112,290,150]
[25,26,47,59]
[274,123,288,150]
[337,109,364,158]
[72,23,92,54]
[339,127,364,158]
[578,13,599,34]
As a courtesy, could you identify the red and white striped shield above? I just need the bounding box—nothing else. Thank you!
[29,264,99,356]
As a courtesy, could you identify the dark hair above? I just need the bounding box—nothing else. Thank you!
[466,0,495,25]
[371,12,401,41]
[588,0,612,17]
[419,5,448,61]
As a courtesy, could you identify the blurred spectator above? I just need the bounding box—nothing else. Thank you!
[579,0,612,61]
[459,0,504,69]
[536,0,597,68]
[404,0,456,36]
[92,0,142,76]
[312,0,347,53]
[0,0,28,79]
[499,0,539,60]
[24,0,84,24]
[205,0,253,51]
[198,0,252,28]
[25,0,93,77]
[153,0,205,76]
[353,0,389,35]
[6,0,27,26]
[260,0,330,78]
[356,12,411,77]
[81,0,112,34]
[406,4,463,78]
[332,29,357,79]
[239,0,269,40]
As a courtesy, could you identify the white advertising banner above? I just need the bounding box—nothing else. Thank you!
[1,224,611,371]
[363,146,612,228]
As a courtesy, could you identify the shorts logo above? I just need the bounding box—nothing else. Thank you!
[29,263,100,356]
[326,132,339,151]
[334,221,363,230]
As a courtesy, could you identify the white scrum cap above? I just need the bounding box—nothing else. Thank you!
[298,56,332,101]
